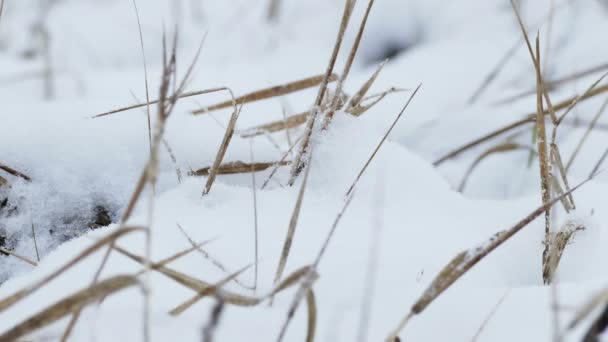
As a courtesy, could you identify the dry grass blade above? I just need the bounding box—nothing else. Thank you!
[240,111,308,138]
[203,104,241,195]
[92,88,228,118]
[273,155,312,290]
[192,74,338,115]
[496,62,608,105]
[0,275,139,342]
[591,147,608,178]
[386,179,588,341]
[288,0,356,184]
[112,244,259,306]
[0,247,38,266]
[566,95,608,171]
[346,60,387,112]
[131,0,152,152]
[249,140,259,292]
[550,144,575,210]
[568,288,608,330]
[346,84,421,197]
[305,289,317,342]
[347,87,404,117]
[169,264,252,316]
[555,72,608,127]
[175,224,251,290]
[0,163,32,182]
[0,226,144,313]
[162,138,183,183]
[277,189,357,342]
[580,304,608,342]
[190,160,290,177]
[202,298,225,342]
[433,116,534,166]
[468,39,520,105]
[542,220,584,284]
[458,142,531,192]
[261,135,303,189]
[470,291,509,342]
[322,0,376,128]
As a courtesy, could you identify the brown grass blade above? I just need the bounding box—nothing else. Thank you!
[458,142,531,192]
[203,104,242,195]
[495,62,608,106]
[169,264,252,316]
[566,95,608,171]
[305,289,317,342]
[175,224,251,290]
[347,86,403,117]
[0,247,38,266]
[469,291,510,342]
[239,111,308,138]
[111,244,259,306]
[467,39,520,105]
[0,275,139,342]
[273,156,312,290]
[433,116,534,166]
[322,0,376,128]
[550,144,575,210]
[261,135,303,189]
[347,60,388,112]
[386,179,588,341]
[92,88,228,118]
[249,141,259,292]
[0,163,31,182]
[190,160,290,177]
[202,297,225,342]
[346,84,421,197]
[288,0,356,184]
[580,304,608,342]
[542,220,584,284]
[277,187,357,342]
[191,74,338,115]
[0,226,144,313]
[568,288,608,330]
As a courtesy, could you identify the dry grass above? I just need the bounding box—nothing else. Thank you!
[386,179,587,341]
[203,103,241,195]
[459,142,532,192]
[0,275,140,341]
[192,74,338,115]
[0,163,31,182]
[190,160,290,177]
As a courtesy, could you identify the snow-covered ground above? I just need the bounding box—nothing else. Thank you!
[1,0,608,341]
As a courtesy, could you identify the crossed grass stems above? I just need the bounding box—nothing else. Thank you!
[2,0,608,341]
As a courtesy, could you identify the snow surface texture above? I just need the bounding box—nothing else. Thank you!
[1,0,608,341]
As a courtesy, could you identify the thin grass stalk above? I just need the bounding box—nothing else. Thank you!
[0,247,38,266]
[0,163,31,182]
[203,104,241,195]
[273,152,312,292]
[249,140,259,292]
[192,74,337,115]
[386,179,588,341]
[0,275,140,342]
[322,0,375,128]
[346,84,421,196]
[288,0,357,184]
[566,95,608,171]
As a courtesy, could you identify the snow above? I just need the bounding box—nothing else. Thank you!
[1,0,608,341]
